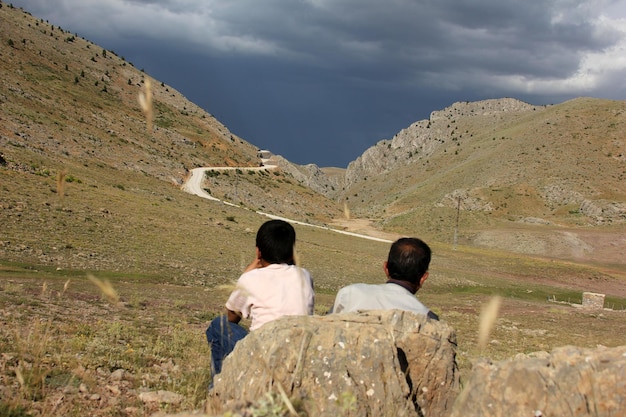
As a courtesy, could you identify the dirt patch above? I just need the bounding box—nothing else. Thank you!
[472,228,626,266]
[328,218,401,242]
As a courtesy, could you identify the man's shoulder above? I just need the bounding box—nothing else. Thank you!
[338,282,381,294]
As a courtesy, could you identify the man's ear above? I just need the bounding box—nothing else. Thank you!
[419,271,429,287]
[256,247,262,260]
[383,261,390,278]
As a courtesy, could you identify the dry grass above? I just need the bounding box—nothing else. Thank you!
[2,234,626,416]
[0,267,227,415]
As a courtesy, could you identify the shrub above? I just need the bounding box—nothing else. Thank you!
[65,175,81,184]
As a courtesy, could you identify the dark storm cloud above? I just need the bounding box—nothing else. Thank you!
[8,0,626,166]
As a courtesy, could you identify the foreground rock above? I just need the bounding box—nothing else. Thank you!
[211,310,459,417]
[451,345,626,417]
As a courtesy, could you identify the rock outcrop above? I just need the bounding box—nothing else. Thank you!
[270,154,345,197]
[451,345,626,417]
[344,98,538,188]
[155,325,626,417]
[211,310,459,417]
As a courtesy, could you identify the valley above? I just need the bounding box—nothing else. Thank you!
[0,2,625,415]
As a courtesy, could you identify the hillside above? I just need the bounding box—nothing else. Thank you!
[343,98,625,224]
[2,1,625,271]
[334,98,626,265]
[0,5,260,177]
[0,2,343,277]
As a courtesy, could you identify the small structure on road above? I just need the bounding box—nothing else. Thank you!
[582,292,605,310]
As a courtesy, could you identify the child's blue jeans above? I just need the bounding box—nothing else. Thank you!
[205,315,248,376]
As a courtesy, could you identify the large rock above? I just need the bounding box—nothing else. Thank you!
[211,310,459,417]
[451,345,626,417]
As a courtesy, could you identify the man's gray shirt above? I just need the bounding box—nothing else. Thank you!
[332,282,437,319]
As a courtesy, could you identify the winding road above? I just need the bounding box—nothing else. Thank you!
[181,165,392,243]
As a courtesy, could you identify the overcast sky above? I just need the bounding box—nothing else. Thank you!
[9,0,626,167]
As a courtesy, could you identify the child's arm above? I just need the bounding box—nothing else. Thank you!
[227,308,242,324]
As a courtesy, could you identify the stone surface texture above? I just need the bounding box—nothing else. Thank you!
[451,345,626,417]
[211,310,460,417]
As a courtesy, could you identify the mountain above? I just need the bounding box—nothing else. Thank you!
[0,2,342,278]
[0,5,259,177]
[338,97,625,225]
[0,2,341,215]
[328,97,626,263]
[1,1,624,271]
[2,5,625,416]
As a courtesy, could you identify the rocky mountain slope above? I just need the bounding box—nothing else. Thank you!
[1,1,624,270]
[0,2,342,277]
[0,2,341,222]
[344,98,539,187]
[335,98,626,237]
[0,5,258,179]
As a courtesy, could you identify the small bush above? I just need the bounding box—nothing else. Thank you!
[65,175,82,184]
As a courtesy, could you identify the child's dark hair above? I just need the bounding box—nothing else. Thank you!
[256,220,296,264]
[386,237,431,283]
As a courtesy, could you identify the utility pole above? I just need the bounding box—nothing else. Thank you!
[453,196,461,250]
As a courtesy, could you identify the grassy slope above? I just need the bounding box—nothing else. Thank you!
[345,98,626,233]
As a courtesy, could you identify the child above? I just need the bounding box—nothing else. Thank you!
[205,219,314,375]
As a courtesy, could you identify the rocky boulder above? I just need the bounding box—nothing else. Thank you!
[211,310,459,417]
[451,345,626,417]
